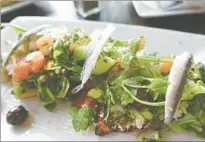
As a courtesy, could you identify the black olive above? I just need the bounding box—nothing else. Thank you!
[6,105,29,125]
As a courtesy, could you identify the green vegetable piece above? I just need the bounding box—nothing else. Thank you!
[53,40,65,60]
[56,76,70,99]
[136,129,160,141]
[69,106,80,117]
[12,83,24,98]
[92,56,116,75]
[196,62,205,83]
[141,109,153,120]
[44,102,56,112]
[127,108,146,129]
[123,76,169,94]
[182,80,205,100]
[73,44,87,61]
[168,114,203,133]
[87,88,103,99]
[72,106,95,131]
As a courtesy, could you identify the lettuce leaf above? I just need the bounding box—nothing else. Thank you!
[182,80,205,100]
[168,114,203,133]
[123,76,169,95]
[72,105,95,131]
[35,75,70,112]
[136,129,160,141]
[12,81,36,98]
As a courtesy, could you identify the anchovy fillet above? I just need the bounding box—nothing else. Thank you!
[72,25,116,93]
[164,52,193,124]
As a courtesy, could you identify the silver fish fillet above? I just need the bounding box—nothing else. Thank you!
[164,51,193,124]
[72,25,116,93]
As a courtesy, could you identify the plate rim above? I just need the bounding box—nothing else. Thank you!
[1,16,205,142]
[132,1,205,18]
[1,1,34,15]
[2,16,205,38]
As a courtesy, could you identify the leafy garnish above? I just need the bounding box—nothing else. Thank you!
[72,105,95,131]
[182,80,205,100]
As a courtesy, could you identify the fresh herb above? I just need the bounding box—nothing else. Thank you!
[72,105,95,131]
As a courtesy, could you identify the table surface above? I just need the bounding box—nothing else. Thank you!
[1,1,205,35]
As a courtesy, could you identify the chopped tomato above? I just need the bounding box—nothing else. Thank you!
[75,95,96,110]
[12,51,47,84]
[26,51,47,73]
[95,120,111,136]
[108,60,121,78]
[159,62,173,74]
[14,61,32,80]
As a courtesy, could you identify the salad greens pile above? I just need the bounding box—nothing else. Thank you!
[1,24,205,141]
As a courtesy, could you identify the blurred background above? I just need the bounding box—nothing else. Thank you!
[1,1,205,35]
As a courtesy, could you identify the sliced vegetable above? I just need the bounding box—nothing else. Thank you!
[108,60,121,78]
[92,56,116,75]
[72,25,116,93]
[159,61,172,74]
[87,88,103,99]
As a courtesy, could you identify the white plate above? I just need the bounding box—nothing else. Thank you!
[132,1,205,18]
[1,16,205,141]
[1,1,34,15]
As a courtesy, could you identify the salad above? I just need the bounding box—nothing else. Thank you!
[1,23,205,141]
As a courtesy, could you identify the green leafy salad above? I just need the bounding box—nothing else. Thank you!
[1,24,205,141]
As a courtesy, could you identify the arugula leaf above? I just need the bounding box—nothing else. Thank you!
[109,71,134,106]
[189,95,205,125]
[12,81,36,98]
[56,76,70,99]
[129,37,144,54]
[69,106,80,117]
[128,61,162,78]
[126,108,146,129]
[120,53,134,68]
[53,39,67,60]
[168,114,203,133]
[72,105,95,131]
[136,129,160,141]
[123,76,169,94]
[182,80,205,100]
[179,101,189,114]
[44,102,56,112]
[37,84,56,106]
[103,38,129,59]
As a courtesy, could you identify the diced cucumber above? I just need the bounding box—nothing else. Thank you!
[73,45,87,61]
[87,88,103,99]
[140,109,153,120]
[92,56,116,75]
